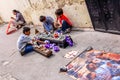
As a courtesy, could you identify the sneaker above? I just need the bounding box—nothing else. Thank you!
[59,66,67,72]
[66,28,71,33]
[62,31,67,34]
[20,52,25,56]
[16,25,22,29]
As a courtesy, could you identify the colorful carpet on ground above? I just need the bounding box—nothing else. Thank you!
[66,47,120,80]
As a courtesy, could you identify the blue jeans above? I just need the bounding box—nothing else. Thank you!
[24,44,34,53]
[61,20,71,32]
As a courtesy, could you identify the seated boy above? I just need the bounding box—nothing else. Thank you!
[17,27,44,56]
[55,8,73,33]
[39,15,54,34]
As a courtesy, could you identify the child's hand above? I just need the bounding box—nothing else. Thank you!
[54,22,61,28]
[11,17,15,20]
[44,30,48,34]
[32,39,36,42]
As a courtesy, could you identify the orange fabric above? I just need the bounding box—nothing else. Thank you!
[6,21,17,35]
[107,53,120,60]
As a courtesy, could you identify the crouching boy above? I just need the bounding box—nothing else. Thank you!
[39,16,55,34]
[55,8,73,33]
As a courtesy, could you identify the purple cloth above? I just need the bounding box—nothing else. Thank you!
[53,46,60,52]
[50,43,55,49]
[45,43,50,49]
[44,40,50,44]
[65,36,73,47]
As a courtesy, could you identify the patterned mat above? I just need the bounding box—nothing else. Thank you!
[66,47,120,80]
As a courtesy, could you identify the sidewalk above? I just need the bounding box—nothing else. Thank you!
[0,24,120,80]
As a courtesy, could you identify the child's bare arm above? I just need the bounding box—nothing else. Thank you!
[11,17,15,20]
[36,40,45,44]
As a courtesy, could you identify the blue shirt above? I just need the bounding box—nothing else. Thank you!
[43,16,54,32]
[17,34,31,52]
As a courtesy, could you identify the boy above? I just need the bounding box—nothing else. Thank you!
[39,15,54,33]
[17,27,44,56]
[55,8,72,33]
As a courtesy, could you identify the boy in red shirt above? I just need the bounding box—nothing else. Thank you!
[55,8,72,33]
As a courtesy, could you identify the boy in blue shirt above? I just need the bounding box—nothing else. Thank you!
[17,27,44,56]
[39,16,54,33]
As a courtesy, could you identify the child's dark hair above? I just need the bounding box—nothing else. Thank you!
[23,27,30,34]
[39,16,46,22]
[55,8,63,16]
[12,9,19,13]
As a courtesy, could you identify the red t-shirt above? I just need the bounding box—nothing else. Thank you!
[57,14,72,26]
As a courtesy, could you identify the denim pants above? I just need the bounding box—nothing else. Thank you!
[24,44,34,53]
[61,20,71,32]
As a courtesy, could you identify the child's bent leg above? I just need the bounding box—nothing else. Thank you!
[24,45,34,53]
[61,20,70,32]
